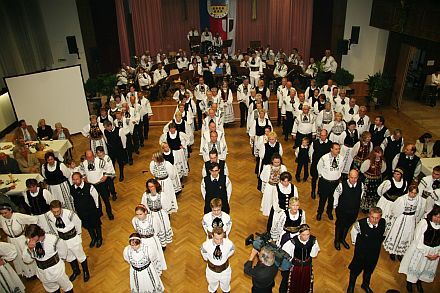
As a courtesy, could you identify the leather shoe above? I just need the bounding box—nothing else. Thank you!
[361,284,373,293]
[112,194,118,201]
[397,255,403,262]
[334,241,341,250]
[390,254,396,261]
[406,281,413,292]
[108,214,114,220]
[316,213,322,221]
[416,280,424,293]
[95,239,102,248]
[89,238,96,248]
[311,191,316,199]
[341,239,350,249]
[119,176,124,182]
[347,285,355,293]
[327,212,334,220]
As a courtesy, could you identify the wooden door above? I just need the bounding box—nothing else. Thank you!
[391,44,417,110]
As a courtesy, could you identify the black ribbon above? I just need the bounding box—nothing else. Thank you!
[35,242,45,258]
[55,217,65,229]
[213,245,222,260]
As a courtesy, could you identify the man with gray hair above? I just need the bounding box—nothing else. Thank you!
[244,247,278,293]
[292,100,316,148]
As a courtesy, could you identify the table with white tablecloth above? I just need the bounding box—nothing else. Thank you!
[0,139,72,161]
[420,157,440,175]
[0,173,44,196]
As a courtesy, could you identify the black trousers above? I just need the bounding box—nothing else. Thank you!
[132,124,141,151]
[196,100,203,130]
[335,209,358,240]
[295,160,309,180]
[277,107,282,126]
[125,134,134,163]
[93,182,113,217]
[317,177,339,214]
[142,114,150,139]
[279,270,289,293]
[239,102,248,127]
[283,112,294,138]
[108,149,125,178]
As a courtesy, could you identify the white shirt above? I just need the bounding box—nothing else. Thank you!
[201,238,234,266]
[352,114,370,135]
[317,153,344,180]
[292,113,316,135]
[321,55,337,73]
[202,211,232,237]
[153,69,167,84]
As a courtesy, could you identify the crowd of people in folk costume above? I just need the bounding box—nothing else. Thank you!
[1,44,439,293]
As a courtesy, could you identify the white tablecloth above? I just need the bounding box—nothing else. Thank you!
[421,158,440,175]
[0,174,44,196]
[0,139,72,161]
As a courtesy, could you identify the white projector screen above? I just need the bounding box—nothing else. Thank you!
[5,65,89,134]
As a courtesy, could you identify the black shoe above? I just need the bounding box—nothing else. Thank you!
[327,212,334,220]
[361,284,373,293]
[334,241,341,250]
[108,213,114,220]
[316,213,322,221]
[81,259,90,282]
[406,282,413,292]
[96,239,102,248]
[119,176,124,182]
[311,191,316,199]
[416,280,423,293]
[69,260,81,281]
[303,178,308,182]
[347,285,355,293]
[89,238,96,248]
[296,177,301,182]
[129,160,133,165]
[390,254,396,261]
[284,136,288,141]
[341,239,350,249]
[112,194,118,201]
[140,144,144,147]
[397,255,403,262]
[135,150,140,154]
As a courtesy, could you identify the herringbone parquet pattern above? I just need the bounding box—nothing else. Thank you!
[23,103,439,293]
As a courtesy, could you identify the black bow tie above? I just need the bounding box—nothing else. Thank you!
[332,157,338,168]
[432,180,439,190]
[349,108,354,115]
[213,245,222,260]
[55,217,65,229]
[358,118,364,125]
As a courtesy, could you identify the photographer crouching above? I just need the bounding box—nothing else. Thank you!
[244,247,278,293]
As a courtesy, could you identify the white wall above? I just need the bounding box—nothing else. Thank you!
[38,0,89,81]
[341,0,389,81]
[0,93,16,134]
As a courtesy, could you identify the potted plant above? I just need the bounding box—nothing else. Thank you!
[367,72,392,109]
[333,68,354,89]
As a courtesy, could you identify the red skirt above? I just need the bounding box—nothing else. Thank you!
[288,264,314,293]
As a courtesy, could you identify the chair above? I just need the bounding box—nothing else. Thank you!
[421,74,436,105]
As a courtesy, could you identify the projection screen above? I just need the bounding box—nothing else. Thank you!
[4,65,89,134]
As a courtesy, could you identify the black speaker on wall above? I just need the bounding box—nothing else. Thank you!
[350,26,360,44]
[337,40,349,55]
[66,36,78,54]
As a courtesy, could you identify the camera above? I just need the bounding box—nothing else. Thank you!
[245,232,292,271]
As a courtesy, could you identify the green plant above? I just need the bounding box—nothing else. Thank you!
[333,68,354,87]
[367,72,392,104]
[84,73,117,97]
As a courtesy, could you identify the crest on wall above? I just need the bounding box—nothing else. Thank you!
[207,0,229,18]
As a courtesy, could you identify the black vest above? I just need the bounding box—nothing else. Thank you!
[284,209,303,229]
[262,142,280,165]
[256,87,268,101]
[167,132,182,150]
[337,180,362,213]
[384,136,403,162]
[44,161,68,185]
[423,219,440,247]
[396,152,420,183]
[276,184,296,211]
[104,127,124,152]
[311,139,332,166]
[384,179,408,202]
[292,235,316,262]
[356,218,386,256]
[173,120,186,134]
[203,175,229,214]
[344,130,359,148]
[255,119,269,136]
[70,183,100,227]
[163,152,174,165]
[297,146,310,163]
[26,188,50,215]
[369,125,387,147]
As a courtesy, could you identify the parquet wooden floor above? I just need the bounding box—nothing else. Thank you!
[23,101,439,293]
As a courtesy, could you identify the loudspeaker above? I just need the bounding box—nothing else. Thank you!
[350,26,360,44]
[66,36,78,54]
[337,40,349,55]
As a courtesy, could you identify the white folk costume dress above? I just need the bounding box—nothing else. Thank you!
[22,233,73,292]
[328,120,346,144]
[82,122,107,155]
[418,175,440,215]
[123,244,165,293]
[42,161,75,211]
[376,178,409,234]
[132,216,167,271]
[159,131,189,178]
[383,193,425,256]
[0,212,37,277]
[161,150,182,194]
[398,219,440,283]
[220,88,234,124]
[141,192,173,247]
[202,211,232,239]
[0,242,26,293]
[200,238,235,293]
[149,161,178,213]
[271,209,306,246]
[39,209,87,263]
[260,164,287,216]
